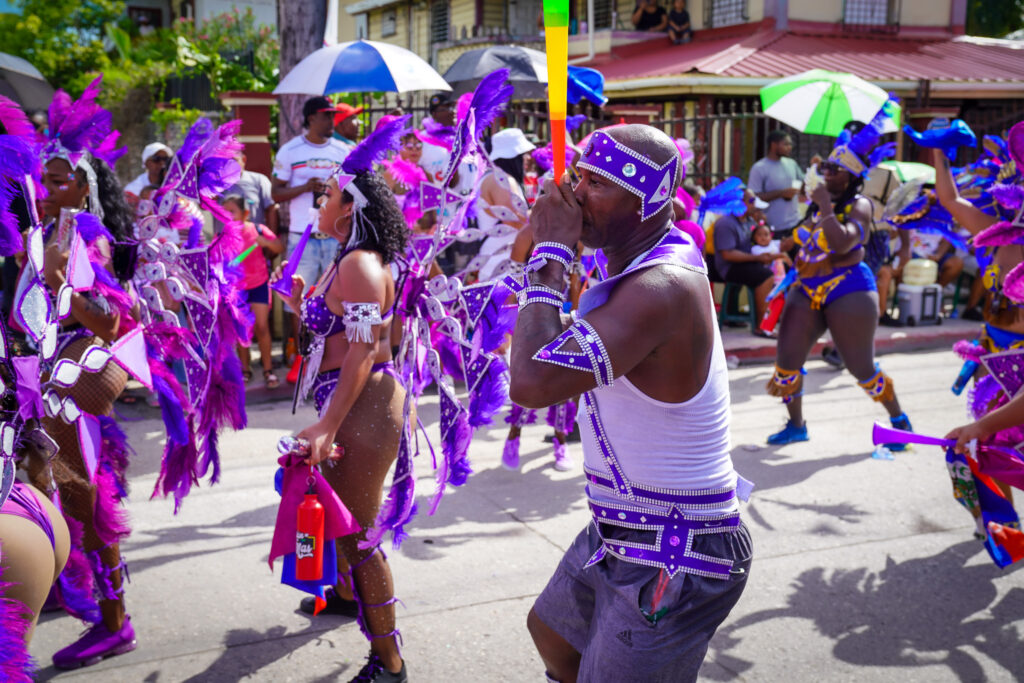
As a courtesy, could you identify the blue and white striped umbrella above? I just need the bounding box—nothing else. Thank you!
[274,40,451,95]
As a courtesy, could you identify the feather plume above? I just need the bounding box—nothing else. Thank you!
[974,220,1024,247]
[698,176,746,224]
[1007,120,1024,171]
[1003,262,1024,303]
[45,76,116,160]
[468,354,509,428]
[55,516,101,624]
[567,114,587,133]
[953,339,986,363]
[674,138,694,168]
[360,431,418,550]
[990,183,1024,211]
[0,559,35,680]
[445,69,513,185]
[384,156,427,190]
[0,136,38,256]
[343,114,411,175]
[0,95,35,139]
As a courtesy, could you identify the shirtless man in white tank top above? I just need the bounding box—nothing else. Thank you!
[506,124,752,683]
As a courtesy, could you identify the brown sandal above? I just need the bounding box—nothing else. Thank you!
[263,368,280,389]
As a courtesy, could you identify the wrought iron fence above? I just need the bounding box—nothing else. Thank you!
[649,98,830,189]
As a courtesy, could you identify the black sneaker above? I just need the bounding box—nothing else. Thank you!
[350,652,408,683]
[299,588,360,617]
[961,306,984,321]
[821,345,845,369]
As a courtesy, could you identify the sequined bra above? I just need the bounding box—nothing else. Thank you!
[794,203,863,279]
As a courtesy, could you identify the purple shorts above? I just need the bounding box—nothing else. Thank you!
[533,520,751,682]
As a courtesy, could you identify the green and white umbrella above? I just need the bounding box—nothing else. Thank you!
[760,69,900,136]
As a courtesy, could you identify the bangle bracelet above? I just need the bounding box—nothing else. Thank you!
[525,242,574,274]
[517,284,566,311]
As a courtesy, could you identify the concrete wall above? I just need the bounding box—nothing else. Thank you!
[900,0,952,26]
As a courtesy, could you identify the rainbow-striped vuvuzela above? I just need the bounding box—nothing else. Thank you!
[543,0,569,179]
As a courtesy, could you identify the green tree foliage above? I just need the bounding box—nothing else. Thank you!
[0,0,128,91]
[966,0,1024,37]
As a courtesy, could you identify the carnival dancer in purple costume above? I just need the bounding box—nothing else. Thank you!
[918,122,1024,538]
[507,124,752,682]
[0,115,71,680]
[272,118,410,683]
[13,77,147,668]
[766,98,912,446]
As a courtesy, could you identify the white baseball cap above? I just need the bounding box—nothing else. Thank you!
[142,142,174,167]
[489,128,535,161]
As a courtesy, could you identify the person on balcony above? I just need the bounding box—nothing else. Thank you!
[632,0,668,31]
[668,0,693,44]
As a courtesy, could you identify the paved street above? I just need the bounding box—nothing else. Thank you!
[28,348,1024,682]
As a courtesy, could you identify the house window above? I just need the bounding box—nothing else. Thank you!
[355,13,368,39]
[431,0,450,43]
[843,0,897,25]
[381,9,397,37]
[704,0,747,28]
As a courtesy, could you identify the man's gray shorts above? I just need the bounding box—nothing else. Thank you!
[533,520,752,683]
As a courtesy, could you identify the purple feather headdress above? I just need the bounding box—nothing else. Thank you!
[443,69,514,187]
[341,114,411,176]
[828,94,899,177]
[43,76,125,167]
[0,135,39,257]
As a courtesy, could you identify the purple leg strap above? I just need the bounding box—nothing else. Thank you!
[344,544,402,648]
[87,547,127,602]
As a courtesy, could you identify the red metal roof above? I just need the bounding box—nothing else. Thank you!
[586,30,1024,85]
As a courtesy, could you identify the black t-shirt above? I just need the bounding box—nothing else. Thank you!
[635,6,667,30]
[668,9,690,29]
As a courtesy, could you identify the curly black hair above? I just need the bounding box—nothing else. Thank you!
[76,156,138,280]
[342,172,408,264]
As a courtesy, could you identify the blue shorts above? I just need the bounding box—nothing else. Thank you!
[244,281,269,305]
[797,262,876,309]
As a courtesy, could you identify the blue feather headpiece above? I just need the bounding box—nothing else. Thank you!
[828,94,899,177]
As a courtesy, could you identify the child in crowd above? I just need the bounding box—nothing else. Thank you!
[668,0,692,44]
[751,221,790,285]
[222,194,283,389]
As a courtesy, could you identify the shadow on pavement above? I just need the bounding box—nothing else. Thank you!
[180,624,352,682]
[703,541,1024,681]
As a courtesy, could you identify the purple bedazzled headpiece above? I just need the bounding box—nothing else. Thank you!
[577,130,680,221]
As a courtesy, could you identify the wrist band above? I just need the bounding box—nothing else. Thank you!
[517,284,566,311]
[525,242,574,274]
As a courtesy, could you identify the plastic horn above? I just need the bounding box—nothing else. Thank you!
[230,244,257,267]
[871,422,955,448]
[543,0,570,179]
[271,221,313,296]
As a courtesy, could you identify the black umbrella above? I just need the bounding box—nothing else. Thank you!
[0,52,55,112]
[442,46,548,99]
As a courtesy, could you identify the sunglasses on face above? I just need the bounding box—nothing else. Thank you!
[403,141,422,150]
[819,162,842,174]
[150,155,170,164]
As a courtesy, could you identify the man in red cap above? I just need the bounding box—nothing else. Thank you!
[332,102,364,150]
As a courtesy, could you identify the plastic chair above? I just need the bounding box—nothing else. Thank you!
[717,282,758,330]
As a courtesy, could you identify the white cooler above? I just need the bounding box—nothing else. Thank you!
[894,283,942,326]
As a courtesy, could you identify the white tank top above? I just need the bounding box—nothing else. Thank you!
[580,315,736,504]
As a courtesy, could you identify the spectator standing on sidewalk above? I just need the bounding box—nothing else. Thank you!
[332,102,364,151]
[749,131,804,234]
[271,97,351,374]
[124,142,173,209]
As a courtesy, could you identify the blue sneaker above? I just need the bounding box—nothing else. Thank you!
[886,413,912,452]
[767,420,809,445]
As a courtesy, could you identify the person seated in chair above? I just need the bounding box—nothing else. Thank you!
[713,189,785,326]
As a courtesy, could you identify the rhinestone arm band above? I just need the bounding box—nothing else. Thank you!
[525,242,574,274]
[533,318,614,388]
[517,285,566,311]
